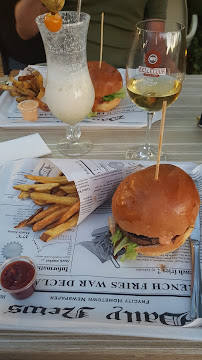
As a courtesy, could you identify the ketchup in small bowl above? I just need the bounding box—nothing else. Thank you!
[0,256,37,299]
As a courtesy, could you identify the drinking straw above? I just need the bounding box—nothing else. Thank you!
[99,13,104,69]
[77,0,82,20]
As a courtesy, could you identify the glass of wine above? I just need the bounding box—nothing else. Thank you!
[126,19,186,160]
[36,12,95,156]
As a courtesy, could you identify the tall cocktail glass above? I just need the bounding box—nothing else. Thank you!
[36,12,95,156]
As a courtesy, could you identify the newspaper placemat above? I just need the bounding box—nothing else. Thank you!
[0,159,201,341]
[0,66,161,129]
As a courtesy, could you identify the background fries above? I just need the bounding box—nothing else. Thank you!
[14,174,80,242]
[0,71,49,112]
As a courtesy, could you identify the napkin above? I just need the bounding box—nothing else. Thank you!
[0,133,51,166]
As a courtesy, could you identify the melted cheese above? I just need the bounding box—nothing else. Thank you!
[158,236,172,245]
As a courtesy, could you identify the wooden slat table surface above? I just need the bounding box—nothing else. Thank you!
[0,75,202,359]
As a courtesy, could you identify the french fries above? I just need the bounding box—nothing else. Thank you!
[14,183,60,192]
[30,192,78,206]
[60,183,77,194]
[14,207,45,229]
[28,96,49,112]
[40,213,79,242]
[52,200,80,227]
[24,174,69,185]
[26,204,66,225]
[16,96,28,103]
[18,74,36,81]
[32,207,70,232]
[18,191,30,199]
[0,71,49,112]
[13,173,80,242]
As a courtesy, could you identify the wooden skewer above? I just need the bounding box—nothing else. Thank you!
[155,101,167,181]
[77,0,82,20]
[99,12,104,69]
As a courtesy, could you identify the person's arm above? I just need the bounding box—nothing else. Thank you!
[145,0,168,20]
[15,0,48,40]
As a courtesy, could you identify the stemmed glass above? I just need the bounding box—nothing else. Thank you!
[36,12,95,156]
[126,19,186,160]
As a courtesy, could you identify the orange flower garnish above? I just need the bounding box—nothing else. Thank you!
[44,12,63,32]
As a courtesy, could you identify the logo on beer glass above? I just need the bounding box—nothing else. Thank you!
[145,50,161,68]
[138,49,166,76]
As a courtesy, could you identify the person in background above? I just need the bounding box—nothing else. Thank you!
[1,0,168,73]
[77,0,168,68]
[0,0,47,74]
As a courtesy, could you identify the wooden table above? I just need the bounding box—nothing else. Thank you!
[0,75,202,359]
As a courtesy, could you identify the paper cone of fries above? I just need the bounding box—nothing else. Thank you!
[13,158,142,242]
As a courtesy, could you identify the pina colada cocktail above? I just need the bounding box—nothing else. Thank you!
[36,11,95,156]
[46,66,95,124]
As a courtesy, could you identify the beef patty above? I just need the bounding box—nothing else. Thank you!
[121,229,177,246]
[121,229,159,246]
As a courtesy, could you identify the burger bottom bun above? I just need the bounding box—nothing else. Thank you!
[94,97,121,112]
[136,226,194,256]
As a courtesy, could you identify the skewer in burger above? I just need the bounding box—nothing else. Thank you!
[109,164,200,261]
[88,61,126,112]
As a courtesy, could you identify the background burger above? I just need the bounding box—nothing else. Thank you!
[109,164,200,261]
[88,61,125,112]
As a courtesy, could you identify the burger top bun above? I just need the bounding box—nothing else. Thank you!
[112,164,200,239]
[88,61,123,98]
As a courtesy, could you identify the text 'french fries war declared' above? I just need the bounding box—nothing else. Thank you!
[13,173,80,242]
[0,71,49,112]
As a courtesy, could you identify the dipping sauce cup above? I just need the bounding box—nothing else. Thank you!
[0,256,37,299]
[17,99,39,122]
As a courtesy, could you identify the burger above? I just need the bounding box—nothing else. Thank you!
[88,61,125,112]
[109,164,200,260]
